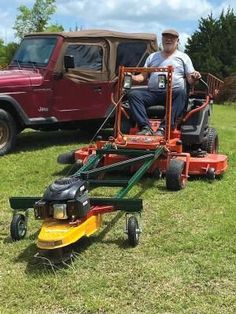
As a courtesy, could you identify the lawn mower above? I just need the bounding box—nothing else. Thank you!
[9,65,227,263]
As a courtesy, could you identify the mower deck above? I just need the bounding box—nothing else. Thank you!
[75,134,228,177]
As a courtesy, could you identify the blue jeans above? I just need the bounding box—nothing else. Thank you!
[127,88,187,129]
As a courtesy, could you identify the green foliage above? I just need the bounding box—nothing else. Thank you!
[0,40,19,67]
[185,8,236,78]
[45,23,64,32]
[4,42,19,65]
[13,0,63,40]
[0,106,235,313]
[0,39,5,65]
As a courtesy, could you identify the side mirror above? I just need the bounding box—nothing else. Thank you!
[64,55,75,71]
[123,74,132,90]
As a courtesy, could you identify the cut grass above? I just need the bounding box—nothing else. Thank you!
[0,105,236,313]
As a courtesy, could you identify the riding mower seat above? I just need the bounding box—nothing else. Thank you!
[181,96,210,146]
[146,103,165,119]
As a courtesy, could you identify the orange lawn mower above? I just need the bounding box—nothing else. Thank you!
[9,65,227,263]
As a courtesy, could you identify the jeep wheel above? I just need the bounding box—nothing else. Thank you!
[0,109,17,156]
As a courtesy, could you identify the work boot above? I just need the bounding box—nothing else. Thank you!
[155,127,165,137]
[137,125,154,135]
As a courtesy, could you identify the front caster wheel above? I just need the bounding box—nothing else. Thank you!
[10,214,27,241]
[127,216,140,247]
[166,159,186,191]
[206,167,216,180]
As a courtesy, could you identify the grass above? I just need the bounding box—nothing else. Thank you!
[0,104,236,313]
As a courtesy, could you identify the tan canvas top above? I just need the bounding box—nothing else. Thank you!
[25,29,158,82]
[26,29,157,41]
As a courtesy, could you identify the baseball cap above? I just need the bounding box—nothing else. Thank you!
[162,29,179,37]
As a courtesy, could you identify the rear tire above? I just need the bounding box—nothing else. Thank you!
[202,127,219,153]
[166,159,186,191]
[0,109,17,156]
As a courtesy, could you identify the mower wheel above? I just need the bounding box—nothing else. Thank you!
[10,214,27,241]
[57,150,75,164]
[166,159,186,191]
[127,216,140,247]
[206,167,216,180]
[202,127,219,153]
[151,168,162,179]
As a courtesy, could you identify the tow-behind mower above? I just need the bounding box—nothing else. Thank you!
[9,65,227,262]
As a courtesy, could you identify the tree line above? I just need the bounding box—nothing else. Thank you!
[0,1,236,80]
[185,8,236,79]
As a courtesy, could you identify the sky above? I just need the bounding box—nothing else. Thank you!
[0,0,236,48]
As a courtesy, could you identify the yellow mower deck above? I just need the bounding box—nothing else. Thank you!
[37,215,102,250]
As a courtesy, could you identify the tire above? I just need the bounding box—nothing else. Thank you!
[10,214,27,241]
[127,216,140,247]
[202,127,219,153]
[166,159,186,191]
[150,168,162,179]
[0,109,17,156]
[57,150,76,164]
[206,167,216,180]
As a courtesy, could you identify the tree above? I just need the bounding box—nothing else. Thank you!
[45,23,64,32]
[13,0,63,40]
[0,40,19,67]
[185,8,236,78]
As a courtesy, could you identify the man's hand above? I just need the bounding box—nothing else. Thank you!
[131,72,148,83]
[187,71,201,85]
[191,71,201,80]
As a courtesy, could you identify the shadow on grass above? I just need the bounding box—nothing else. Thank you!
[11,210,127,274]
[11,128,113,155]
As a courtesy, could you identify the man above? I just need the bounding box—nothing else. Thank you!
[127,29,201,136]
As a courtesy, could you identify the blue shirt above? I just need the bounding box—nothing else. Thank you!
[144,50,195,91]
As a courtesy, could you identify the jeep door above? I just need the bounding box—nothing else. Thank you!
[52,40,112,122]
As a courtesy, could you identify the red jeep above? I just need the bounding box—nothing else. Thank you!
[0,30,157,155]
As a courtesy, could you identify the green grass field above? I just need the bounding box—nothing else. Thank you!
[0,104,236,314]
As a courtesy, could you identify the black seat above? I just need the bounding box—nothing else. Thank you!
[146,104,165,119]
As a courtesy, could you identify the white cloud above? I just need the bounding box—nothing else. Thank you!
[56,0,213,22]
[55,0,214,46]
[0,0,235,45]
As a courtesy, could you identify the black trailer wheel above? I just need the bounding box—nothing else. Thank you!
[10,214,27,241]
[202,127,219,153]
[166,159,186,191]
[0,109,17,156]
[127,216,140,247]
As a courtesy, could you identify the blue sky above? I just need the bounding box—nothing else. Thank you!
[0,0,236,48]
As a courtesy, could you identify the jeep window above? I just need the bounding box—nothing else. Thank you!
[65,44,103,71]
[116,42,148,72]
[11,37,57,67]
